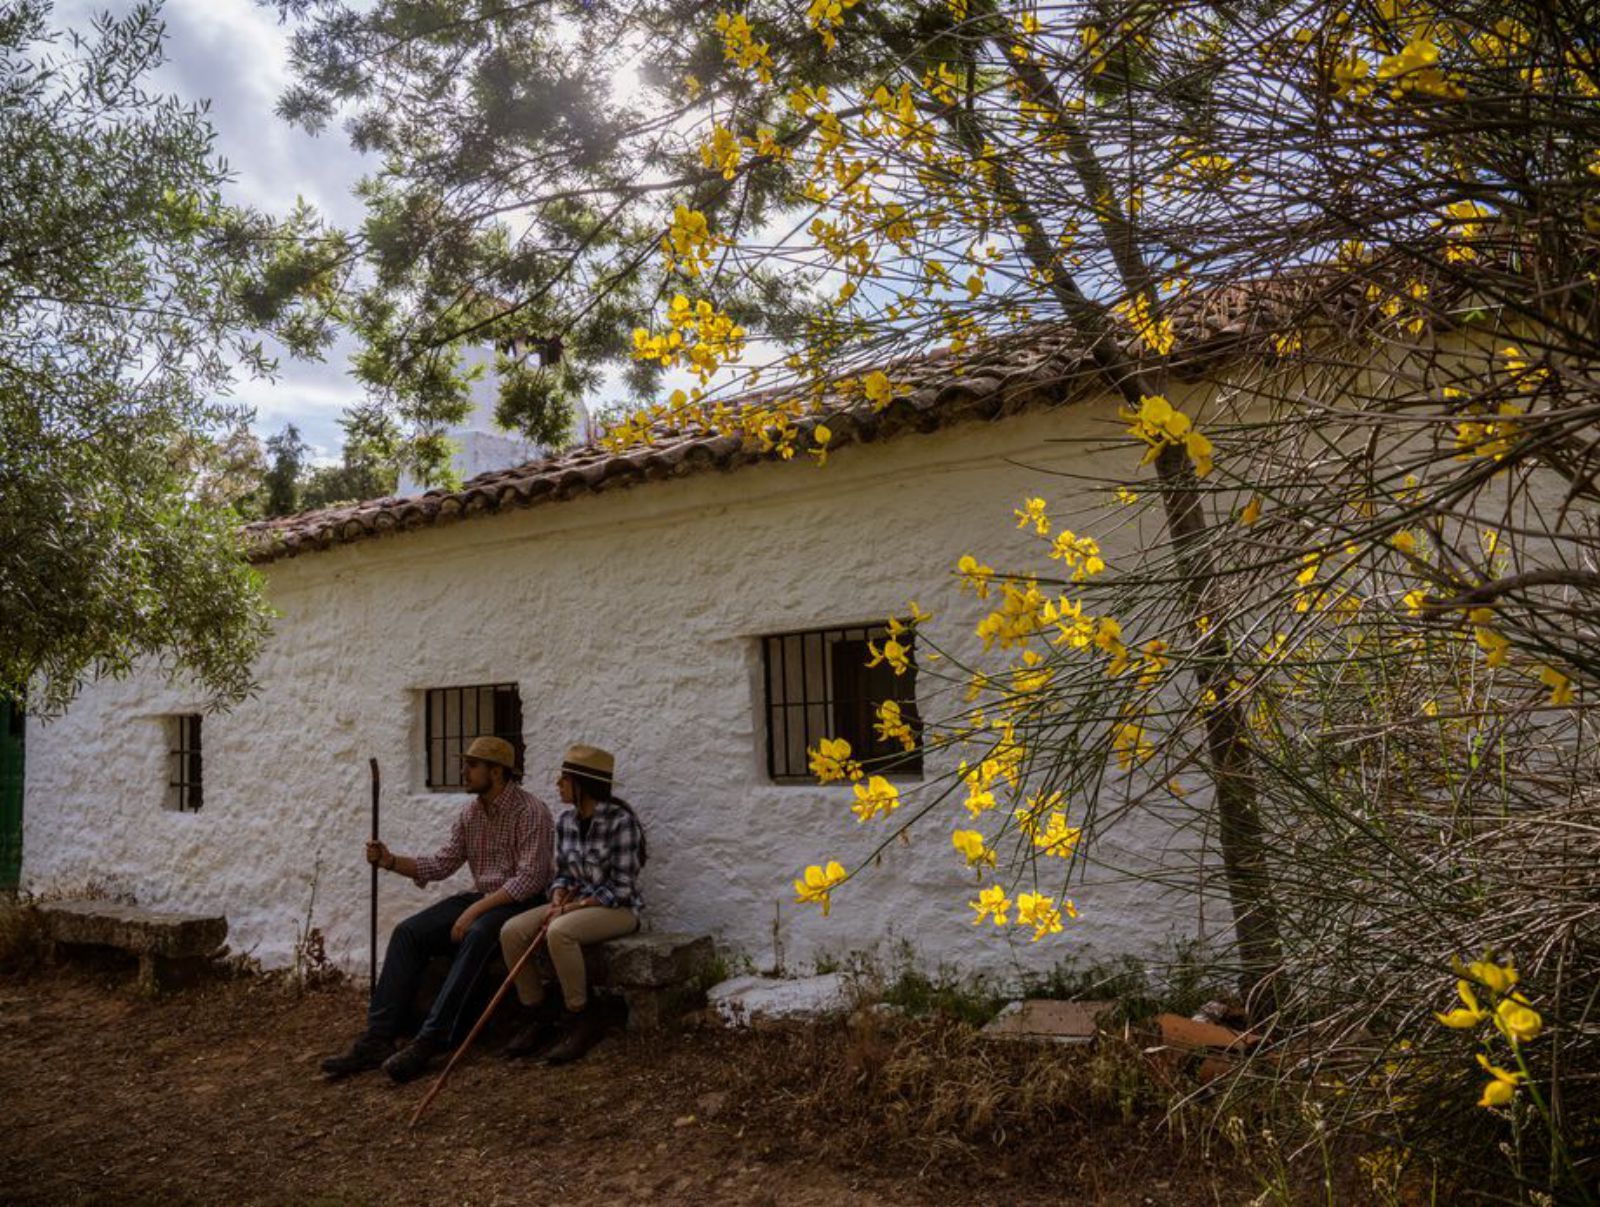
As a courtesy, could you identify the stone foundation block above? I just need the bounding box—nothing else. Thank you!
[37,900,228,994]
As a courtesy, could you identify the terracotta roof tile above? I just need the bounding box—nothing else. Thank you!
[242,276,1344,564]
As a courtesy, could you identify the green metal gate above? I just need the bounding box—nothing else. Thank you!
[0,699,22,891]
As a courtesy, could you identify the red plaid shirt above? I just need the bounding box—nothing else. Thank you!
[412,782,555,902]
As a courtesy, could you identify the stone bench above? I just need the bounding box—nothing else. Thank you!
[583,931,716,1031]
[37,900,228,994]
[420,929,715,1034]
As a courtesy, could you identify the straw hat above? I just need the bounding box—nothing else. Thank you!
[464,735,517,770]
[561,743,615,785]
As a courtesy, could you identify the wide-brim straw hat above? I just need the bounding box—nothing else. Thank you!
[464,735,517,770]
[561,743,615,785]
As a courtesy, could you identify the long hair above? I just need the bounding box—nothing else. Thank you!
[568,771,649,867]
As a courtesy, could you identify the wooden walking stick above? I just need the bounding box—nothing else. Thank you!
[410,915,553,1129]
[369,758,380,995]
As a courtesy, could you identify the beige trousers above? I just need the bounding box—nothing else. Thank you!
[500,903,639,1010]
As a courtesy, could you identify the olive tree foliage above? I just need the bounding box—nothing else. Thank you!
[0,0,339,715]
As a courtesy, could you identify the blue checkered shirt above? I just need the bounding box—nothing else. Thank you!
[550,801,644,911]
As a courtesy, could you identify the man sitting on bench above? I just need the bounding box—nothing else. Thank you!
[321,736,555,1083]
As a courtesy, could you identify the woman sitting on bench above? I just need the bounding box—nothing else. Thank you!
[500,743,644,1063]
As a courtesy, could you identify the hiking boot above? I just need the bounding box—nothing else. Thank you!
[505,1016,564,1060]
[541,1004,607,1066]
[504,998,564,1060]
[320,1034,392,1080]
[382,1036,444,1084]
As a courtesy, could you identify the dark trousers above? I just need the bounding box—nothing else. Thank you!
[366,891,537,1046]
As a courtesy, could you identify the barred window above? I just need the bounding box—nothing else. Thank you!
[425,684,523,789]
[166,715,202,813]
[762,623,922,782]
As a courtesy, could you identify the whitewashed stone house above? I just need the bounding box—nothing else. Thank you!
[22,313,1270,982]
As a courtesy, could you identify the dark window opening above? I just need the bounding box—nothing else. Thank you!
[167,715,202,812]
[425,684,524,789]
[762,623,922,782]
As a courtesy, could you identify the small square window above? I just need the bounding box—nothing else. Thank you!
[166,715,202,812]
[424,684,523,789]
[762,623,922,782]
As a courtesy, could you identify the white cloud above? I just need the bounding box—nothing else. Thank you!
[54,0,375,449]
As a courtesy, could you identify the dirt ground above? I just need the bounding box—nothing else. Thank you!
[0,963,1268,1206]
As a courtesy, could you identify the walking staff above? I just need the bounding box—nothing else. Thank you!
[409,914,554,1128]
[369,758,380,994]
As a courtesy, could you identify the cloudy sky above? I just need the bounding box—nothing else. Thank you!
[58,0,375,458]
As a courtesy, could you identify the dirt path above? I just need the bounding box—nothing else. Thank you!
[0,967,1249,1205]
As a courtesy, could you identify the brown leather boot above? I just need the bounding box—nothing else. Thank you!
[505,1012,563,1060]
[542,1003,606,1066]
[320,1034,392,1080]
[382,1035,444,1084]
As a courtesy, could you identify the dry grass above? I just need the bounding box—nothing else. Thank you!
[714,1008,1341,1196]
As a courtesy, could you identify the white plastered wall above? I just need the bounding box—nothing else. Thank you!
[23,394,1220,983]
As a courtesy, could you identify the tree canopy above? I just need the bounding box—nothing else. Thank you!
[0,0,336,713]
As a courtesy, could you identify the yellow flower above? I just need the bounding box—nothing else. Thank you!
[970,884,1010,926]
[1111,719,1153,768]
[963,782,996,817]
[804,0,860,51]
[1114,294,1176,355]
[808,423,832,467]
[1475,1053,1523,1109]
[793,860,847,914]
[1539,663,1574,706]
[699,123,743,180]
[1033,812,1081,858]
[1455,955,1518,995]
[866,636,911,676]
[850,775,901,822]
[1469,610,1511,667]
[662,205,718,278]
[1015,891,1068,940]
[874,699,917,752]
[1434,980,1488,1029]
[862,370,896,410]
[957,555,995,599]
[1014,496,1050,536]
[1136,639,1169,690]
[1048,530,1105,579]
[1500,344,1549,392]
[714,11,775,83]
[1121,393,1210,475]
[807,736,861,784]
[951,829,994,867]
[1494,995,1543,1045]
[1239,496,1262,526]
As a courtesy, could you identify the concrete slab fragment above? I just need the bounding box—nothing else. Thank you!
[707,973,851,1025]
[983,999,1115,1044]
